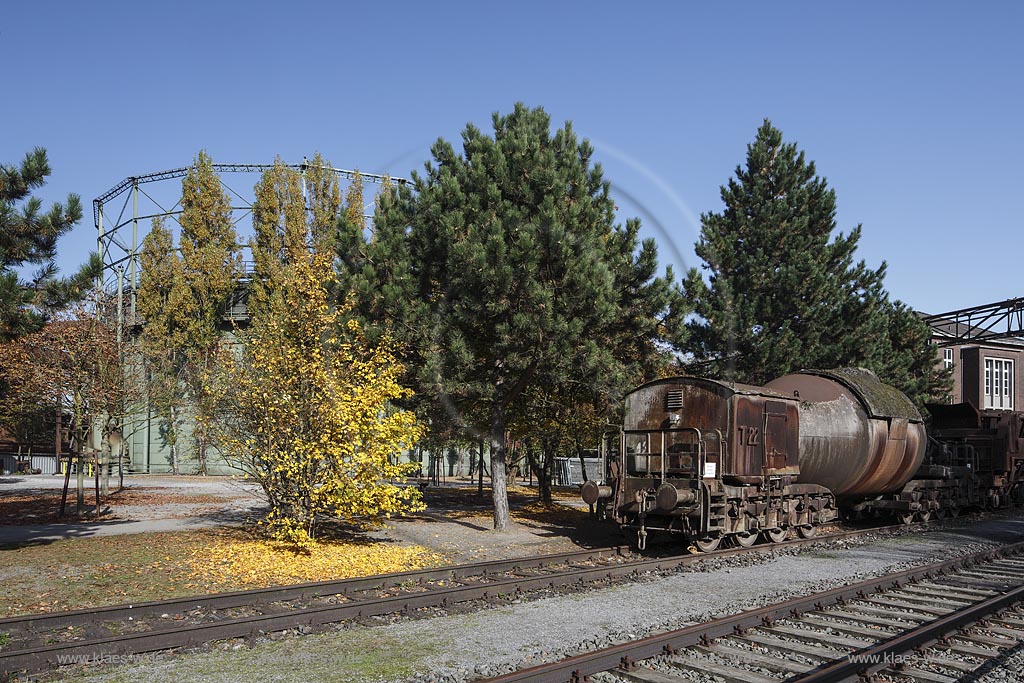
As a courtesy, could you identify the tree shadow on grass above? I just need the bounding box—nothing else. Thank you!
[0,518,137,549]
[385,484,624,549]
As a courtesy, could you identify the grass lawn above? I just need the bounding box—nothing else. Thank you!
[0,483,587,619]
[0,530,225,617]
[0,528,444,618]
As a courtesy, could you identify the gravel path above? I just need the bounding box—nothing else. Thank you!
[0,475,264,544]
[52,514,1024,683]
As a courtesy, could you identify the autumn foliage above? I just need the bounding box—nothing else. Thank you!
[190,534,443,589]
[207,160,424,550]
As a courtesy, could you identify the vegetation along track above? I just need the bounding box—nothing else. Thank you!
[474,542,1024,683]
[0,525,911,678]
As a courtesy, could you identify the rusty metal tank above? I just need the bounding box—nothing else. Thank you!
[764,368,925,499]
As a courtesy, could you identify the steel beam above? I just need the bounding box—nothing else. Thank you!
[923,297,1024,346]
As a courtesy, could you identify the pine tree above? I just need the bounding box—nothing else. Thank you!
[371,103,682,530]
[684,120,890,385]
[684,120,950,407]
[340,177,424,346]
[604,219,687,385]
[0,147,101,341]
[877,301,952,409]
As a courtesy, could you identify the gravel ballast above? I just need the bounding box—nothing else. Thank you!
[50,515,1024,683]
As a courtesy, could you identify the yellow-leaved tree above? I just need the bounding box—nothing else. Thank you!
[208,159,423,550]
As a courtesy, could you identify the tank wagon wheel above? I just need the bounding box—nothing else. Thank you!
[917,511,932,523]
[933,508,947,520]
[695,536,722,553]
[764,528,789,543]
[732,532,758,548]
[796,524,816,539]
[898,513,915,525]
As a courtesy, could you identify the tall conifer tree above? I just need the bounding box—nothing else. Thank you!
[0,147,101,341]
[356,104,684,530]
[684,120,889,385]
[684,120,949,406]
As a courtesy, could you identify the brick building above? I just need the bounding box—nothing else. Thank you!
[928,316,1023,411]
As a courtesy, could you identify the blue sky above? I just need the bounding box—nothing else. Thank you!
[4,1,1021,315]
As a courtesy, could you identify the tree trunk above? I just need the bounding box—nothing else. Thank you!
[538,440,554,504]
[526,438,556,504]
[59,450,72,517]
[577,440,589,483]
[75,448,84,514]
[490,411,511,531]
[196,425,208,475]
[169,404,179,475]
[55,391,62,475]
[94,454,100,517]
[477,438,485,497]
[101,426,109,497]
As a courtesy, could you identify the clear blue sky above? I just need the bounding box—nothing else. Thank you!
[4,1,1021,315]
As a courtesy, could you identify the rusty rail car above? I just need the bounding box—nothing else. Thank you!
[582,368,1024,550]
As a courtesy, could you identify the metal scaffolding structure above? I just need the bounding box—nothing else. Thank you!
[91,161,410,473]
[922,297,1024,346]
[93,161,408,325]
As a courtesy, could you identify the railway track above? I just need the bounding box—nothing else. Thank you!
[0,524,910,678]
[473,541,1024,683]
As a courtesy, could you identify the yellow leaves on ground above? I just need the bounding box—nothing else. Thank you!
[190,535,446,589]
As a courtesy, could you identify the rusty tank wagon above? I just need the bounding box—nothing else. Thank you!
[581,374,839,551]
[583,368,1023,550]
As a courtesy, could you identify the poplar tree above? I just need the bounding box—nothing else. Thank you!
[684,120,889,385]
[136,152,242,474]
[137,217,187,473]
[176,151,243,474]
[360,104,683,531]
[250,154,339,320]
[1,147,101,341]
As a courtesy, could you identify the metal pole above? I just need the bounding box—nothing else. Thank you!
[97,202,105,287]
[116,266,124,346]
[130,179,139,320]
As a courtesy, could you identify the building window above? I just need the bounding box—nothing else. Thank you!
[984,358,1014,410]
[943,348,953,369]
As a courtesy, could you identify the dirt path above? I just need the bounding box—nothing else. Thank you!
[0,475,615,559]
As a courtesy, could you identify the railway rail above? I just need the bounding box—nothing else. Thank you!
[0,524,910,678]
[473,542,1024,683]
